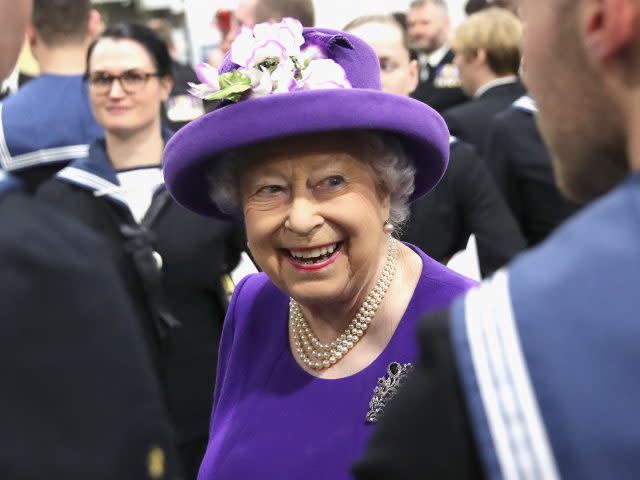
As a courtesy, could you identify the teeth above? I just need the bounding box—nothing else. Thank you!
[289,243,338,260]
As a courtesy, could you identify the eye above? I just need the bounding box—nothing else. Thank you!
[255,184,286,196]
[90,72,113,86]
[379,59,397,73]
[122,71,145,83]
[318,175,345,190]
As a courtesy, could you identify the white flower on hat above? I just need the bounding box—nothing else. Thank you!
[299,59,351,90]
[188,17,351,103]
[187,62,221,98]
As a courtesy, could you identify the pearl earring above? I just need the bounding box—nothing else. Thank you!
[383,221,394,235]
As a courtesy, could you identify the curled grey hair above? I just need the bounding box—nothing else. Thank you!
[207,131,416,228]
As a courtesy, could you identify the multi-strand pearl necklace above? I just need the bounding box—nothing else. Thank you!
[289,237,399,370]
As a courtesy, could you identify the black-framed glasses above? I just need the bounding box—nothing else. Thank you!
[85,70,162,94]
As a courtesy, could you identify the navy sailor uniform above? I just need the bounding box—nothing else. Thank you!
[355,173,640,479]
[36,134,244,479]
[0,170,180,479]
[0,74,103,192]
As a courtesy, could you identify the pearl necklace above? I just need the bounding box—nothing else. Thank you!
[289,237,399,370]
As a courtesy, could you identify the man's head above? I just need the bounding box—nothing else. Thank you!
[0,0,32,79]
[146,18,176,59]
[224,0,314,54]
[406,0,450,55]
[520,0,634,203]
[344,15,418,97]
[28,0,100,50]
[451,7,522,96]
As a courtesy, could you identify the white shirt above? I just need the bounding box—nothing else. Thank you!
[473,75,519,98]
[115,167,164,224]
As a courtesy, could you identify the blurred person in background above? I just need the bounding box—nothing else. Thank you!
[407,0,468,113]
[344,14,525,277]
[147,17,205,131]
[355,0,640,477]
[0,1,179,478]
[37,23,243,478]
[208,0,314,66]
[0,0,103,193]
[485,94,579,246]
[465,0,520,15]
[442,7,525,154]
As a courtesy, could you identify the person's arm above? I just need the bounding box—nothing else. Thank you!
[453,143,526,276]
[352,310,485,479]
[484,113,524,227]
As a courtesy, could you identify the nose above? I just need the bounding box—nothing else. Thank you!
[108,78,126,98]
[284,196,323,236]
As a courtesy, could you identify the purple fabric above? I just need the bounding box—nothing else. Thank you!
[197,244,476,479]
[163,27,450,219]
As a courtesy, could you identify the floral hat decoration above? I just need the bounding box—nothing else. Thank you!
[163,18,450,219]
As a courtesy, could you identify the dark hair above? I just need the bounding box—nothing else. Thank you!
[86,22,172,78]
[32,0,91,46]
[254,0,315,27]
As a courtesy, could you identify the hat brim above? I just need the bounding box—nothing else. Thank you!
[163,88,449,219]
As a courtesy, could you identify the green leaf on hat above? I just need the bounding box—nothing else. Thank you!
[204,70,252,102]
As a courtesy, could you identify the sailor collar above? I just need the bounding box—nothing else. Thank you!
[56,132,170,210]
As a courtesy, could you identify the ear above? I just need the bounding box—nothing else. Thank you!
[583,0,635,63]
[87,9,104,41]
[474,48,487,66]
[160,76,174,101]
[407,58,419,95]
[26,23,37,49]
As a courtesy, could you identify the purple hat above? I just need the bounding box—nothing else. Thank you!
[163,20,449,219]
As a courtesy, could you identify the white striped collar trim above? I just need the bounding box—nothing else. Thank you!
[513,95,538,114]
[0,102,90,171]
[57,166,130,208]
[463,270,559,480]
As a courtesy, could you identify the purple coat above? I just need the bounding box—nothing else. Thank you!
[198,244,476,479]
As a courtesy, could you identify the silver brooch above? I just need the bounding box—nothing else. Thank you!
[366,361,414,424]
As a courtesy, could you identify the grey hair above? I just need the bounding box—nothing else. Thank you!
[207,131,416,228]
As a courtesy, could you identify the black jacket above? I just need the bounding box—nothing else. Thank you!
[36,139,243,453]
[411,49,469,113]
[402,139,526,277]
[0,174,180,479]
[443,80,526,154]
[484,96,580,246]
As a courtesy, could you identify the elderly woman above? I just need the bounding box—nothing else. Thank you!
[163,19,476,480]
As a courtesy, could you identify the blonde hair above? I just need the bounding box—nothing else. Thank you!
[451,7,522,75]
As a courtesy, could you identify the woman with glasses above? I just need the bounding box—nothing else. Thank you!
[37,23,244,479]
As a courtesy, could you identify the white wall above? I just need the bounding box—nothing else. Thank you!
[314,0,466,30]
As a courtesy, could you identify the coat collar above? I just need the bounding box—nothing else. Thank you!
[56,130,172,210]
[512,94,538,114]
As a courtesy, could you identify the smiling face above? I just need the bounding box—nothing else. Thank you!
[240,132,391,308]
[87,38,172,136]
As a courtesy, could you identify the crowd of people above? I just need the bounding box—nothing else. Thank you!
[1,0,638,478]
